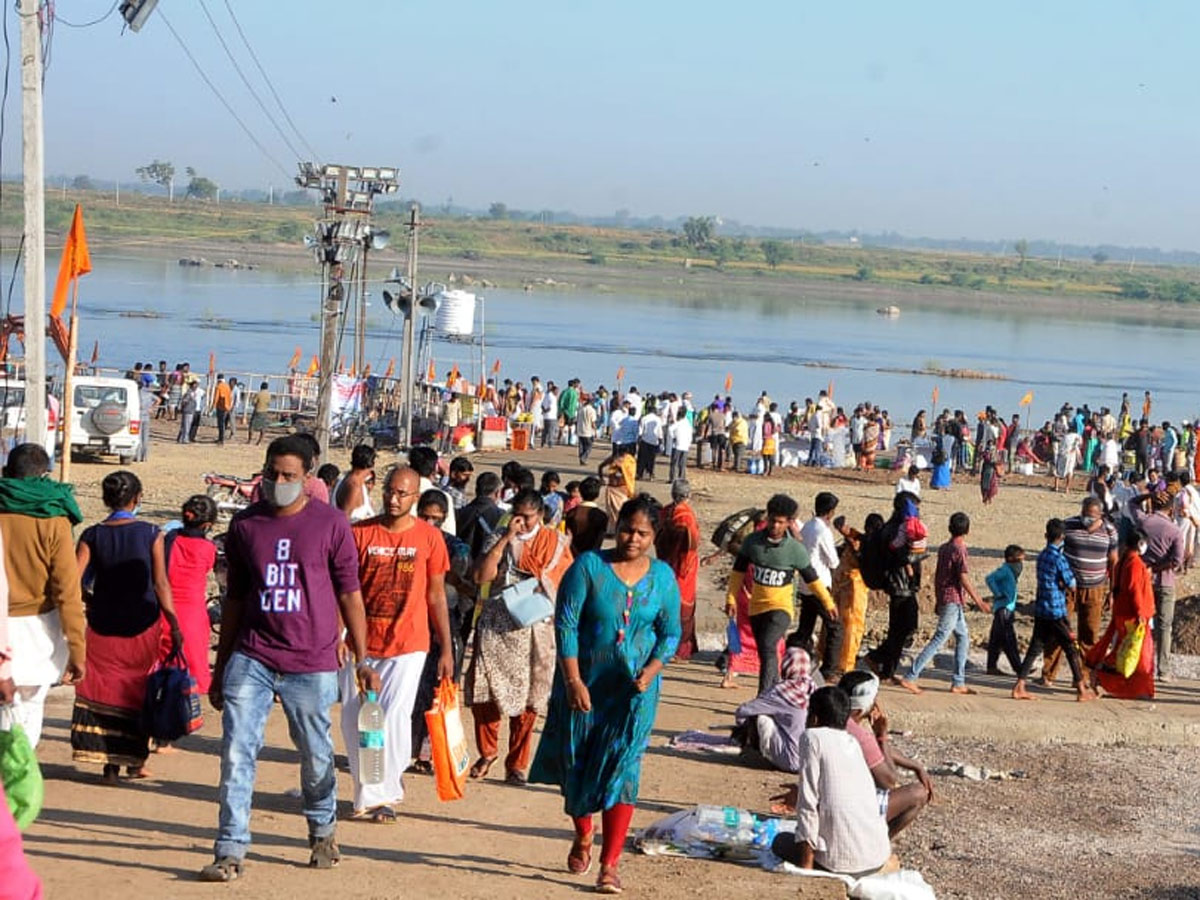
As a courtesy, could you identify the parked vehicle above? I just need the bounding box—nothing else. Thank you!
[204,471,261,517]
[69,375,142,463]
[0,381,57,459]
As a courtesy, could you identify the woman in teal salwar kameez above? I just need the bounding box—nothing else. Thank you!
[529,494,681,895]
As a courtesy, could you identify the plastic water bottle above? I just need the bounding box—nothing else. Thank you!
[357,691,385,784]
[694,805,756,845]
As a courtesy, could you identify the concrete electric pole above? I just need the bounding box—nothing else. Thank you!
[20,0,46,448]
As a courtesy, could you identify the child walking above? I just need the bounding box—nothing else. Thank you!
[899,512,989,695]
[1012,519,1096,702]
[984,545,1025,675]
[165,494,219,695]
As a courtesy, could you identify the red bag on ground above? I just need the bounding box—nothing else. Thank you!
[425,678,470,801]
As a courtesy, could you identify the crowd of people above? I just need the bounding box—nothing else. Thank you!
[1,367,1195,895]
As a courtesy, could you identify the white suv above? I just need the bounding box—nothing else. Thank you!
[0,381,57,458]
[69,376,142,464]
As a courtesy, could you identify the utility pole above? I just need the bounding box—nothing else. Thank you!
[296,163,397,457]
[20,0,46,448]
[401,204,419,445]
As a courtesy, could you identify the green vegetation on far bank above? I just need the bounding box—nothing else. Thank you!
[6,186,1200,306]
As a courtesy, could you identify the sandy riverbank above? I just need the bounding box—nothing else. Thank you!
[24,421,1200,899]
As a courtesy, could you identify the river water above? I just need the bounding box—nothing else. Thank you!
[55,253,1192,423]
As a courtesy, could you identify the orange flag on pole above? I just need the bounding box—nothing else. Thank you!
[449,364,459,386]
[427,359,437,382]
[287,346,302,369]
[1019,390,1034,407]
[348,365,356,378]
[383,357,395,378]
[51,204,92,318]
[338,357,345,373]
[306,355,319,376]
[616,366,625,382]
[827,379,834,400]
[492,358,502,375]
[208,352,216,376]
[724,373,733,392]
[363,363,371,377]
[931,386,940,408]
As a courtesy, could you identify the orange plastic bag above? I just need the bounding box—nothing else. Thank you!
[425,678,470,801]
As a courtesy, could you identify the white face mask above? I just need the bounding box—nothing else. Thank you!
[1137,541,1148,555]
[262,477,304,508]
[515,522,540,542]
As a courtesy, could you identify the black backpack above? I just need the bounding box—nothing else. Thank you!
[858,519,902,591]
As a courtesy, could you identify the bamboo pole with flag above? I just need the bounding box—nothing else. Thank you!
[89,340,98,367]
[287,346,302,370]
[1019,389,1034,453]
[55,204,92,483]
[383,357,395,379]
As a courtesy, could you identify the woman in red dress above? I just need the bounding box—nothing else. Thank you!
[1086,529,1155,700]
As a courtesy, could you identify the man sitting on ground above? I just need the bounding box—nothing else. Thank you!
[770,685,893,878]
[839,671,932,837]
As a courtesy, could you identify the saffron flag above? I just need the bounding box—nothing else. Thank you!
[51,204,92,318]
[449,364,459,385]
[348,365,356,378]
[208,352,216,376]
[287,346,302,369]
[616,366,625,382]
[338,357,345,374]
[827,379,834,400]
[931,386,940,408]
[477,377,486,399]
[492,358,502,374]
[362,363,371,377]
[384,357,395,378]
[306,355,319,376]
[724,373,733,392]
[427,359,437,382]
[1019,390,1034,407]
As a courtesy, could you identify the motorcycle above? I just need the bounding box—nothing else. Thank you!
[203,471,261,516]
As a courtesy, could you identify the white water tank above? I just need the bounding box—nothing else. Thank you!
[434,289,477,336]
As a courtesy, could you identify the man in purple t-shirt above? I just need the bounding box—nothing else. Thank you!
[200,435,379,882]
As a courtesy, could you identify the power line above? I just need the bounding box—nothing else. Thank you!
[54,1,119,28]
[195,0,303,162]
[0,2,10,318]
[220,0,320,163]
[157,8,291,180]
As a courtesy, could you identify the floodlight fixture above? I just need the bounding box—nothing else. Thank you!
[119,0,158,32]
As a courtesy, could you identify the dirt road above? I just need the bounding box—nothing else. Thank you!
[22,425,1200,899]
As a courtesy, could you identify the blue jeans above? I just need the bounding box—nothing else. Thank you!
[214,651,339,861]
[906,603,969,687]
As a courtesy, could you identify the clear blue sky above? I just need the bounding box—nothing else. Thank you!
[18,0,1200,248]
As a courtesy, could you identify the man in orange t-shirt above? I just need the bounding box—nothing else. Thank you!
[339,466,453,820]
[211,374,234,445]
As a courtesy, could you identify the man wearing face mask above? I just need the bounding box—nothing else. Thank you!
[1045,497,1119,684]
[340,467,454,823]
[201,435,380,882]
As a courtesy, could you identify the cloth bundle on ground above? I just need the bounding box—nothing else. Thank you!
[636,807,936,899]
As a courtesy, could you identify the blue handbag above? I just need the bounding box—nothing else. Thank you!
[142,648,203,742]
[726,617,743,655]
[500,578,555,627]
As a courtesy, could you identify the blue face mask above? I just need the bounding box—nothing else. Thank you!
[1009,561,1023,578]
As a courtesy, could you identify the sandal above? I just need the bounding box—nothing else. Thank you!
[596,864,623,894]
[308,834,341,869]
[368,806,396,824]
[406,760,434,776]
[198,857,243,882]
[567,836,594,875]
[504,770,527,786]
[469,756,498,780]
[101,765,120,785]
